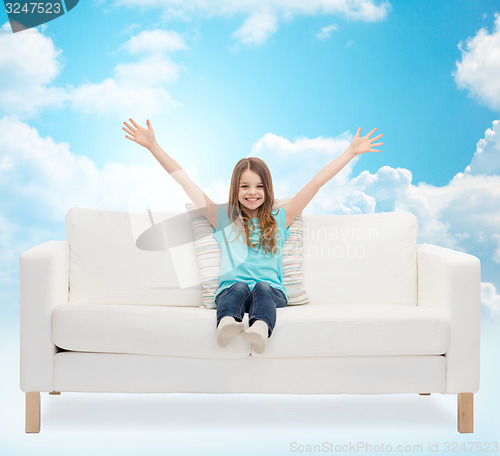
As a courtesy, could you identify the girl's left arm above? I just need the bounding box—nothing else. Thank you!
[283,127,384,228]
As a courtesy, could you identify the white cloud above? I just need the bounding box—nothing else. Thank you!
[114,0,391,20]
[0,115,190,220]
[0,155,14,172]
[0,211,15,290]
[482,282,500,316]
[464,119,500,175]
[122,29,188,54]
[0,23,187,119]
[454,13,500,111]
[252,131,352,157]
[316,24,338,40]
[113,0,391,45]
[233,9,278,45]
[68,31,187,118]
[115,53,184,86]
[67,78,179,119]
[0,22,68,116]
[494,238,500,263]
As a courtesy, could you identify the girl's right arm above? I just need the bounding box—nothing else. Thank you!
[123,118,218,230]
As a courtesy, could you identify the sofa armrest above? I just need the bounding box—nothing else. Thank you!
[20,241,69,392]
[416,243,481,393]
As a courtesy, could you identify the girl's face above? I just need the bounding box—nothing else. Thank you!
[238,169,265,217]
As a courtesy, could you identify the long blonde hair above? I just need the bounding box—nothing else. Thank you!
[226,157,278,255]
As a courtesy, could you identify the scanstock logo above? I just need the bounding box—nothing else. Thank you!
[3,1,79,33]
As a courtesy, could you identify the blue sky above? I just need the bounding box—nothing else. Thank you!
[1,0,500,450]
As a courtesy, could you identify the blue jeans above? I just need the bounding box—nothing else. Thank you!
[215,282,288,338]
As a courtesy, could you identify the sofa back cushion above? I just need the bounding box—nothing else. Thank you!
[66,207,203,306]
[66,208,417,307]
[301,211,418,306]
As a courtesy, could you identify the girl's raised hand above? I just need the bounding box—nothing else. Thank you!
[349,127,384,155]
[123,118,156,149]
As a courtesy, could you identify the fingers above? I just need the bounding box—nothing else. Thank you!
[123,121,135,133]
[355,128,383,141]
[372,142,384,147]
[122,125,134,136]
[364,127,377,138]
[124,135,135,141]
[129,118,140,128]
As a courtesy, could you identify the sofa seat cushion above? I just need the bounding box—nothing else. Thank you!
[53,303,450,360]
[52,304,251,359]
[253,304,450,358]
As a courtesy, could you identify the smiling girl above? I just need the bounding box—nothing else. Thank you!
[123,118,383,353]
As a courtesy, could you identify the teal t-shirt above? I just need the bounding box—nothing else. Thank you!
[212,205,290,306]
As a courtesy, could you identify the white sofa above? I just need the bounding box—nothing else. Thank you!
[19,207,481,433]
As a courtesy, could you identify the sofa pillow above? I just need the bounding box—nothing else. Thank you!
[185,196,309,309]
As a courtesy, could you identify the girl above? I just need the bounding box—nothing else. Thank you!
[122,118,383,353]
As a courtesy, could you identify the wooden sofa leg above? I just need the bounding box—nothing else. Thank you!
[25,392,40,433]
[458,393,473,433]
